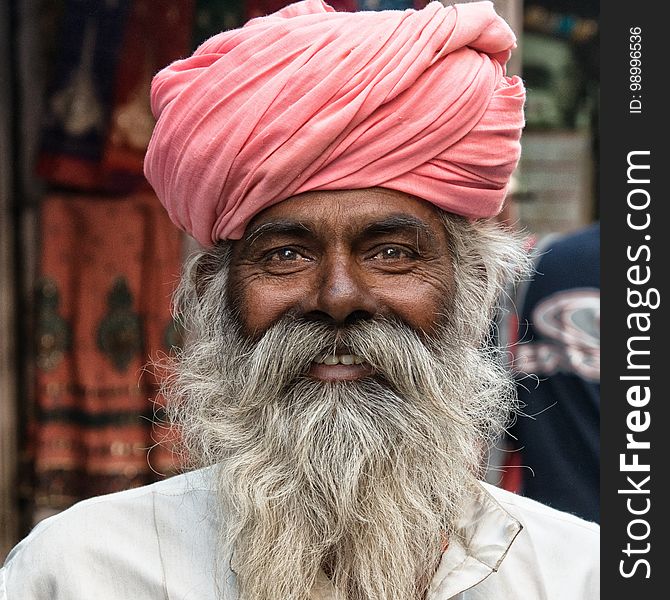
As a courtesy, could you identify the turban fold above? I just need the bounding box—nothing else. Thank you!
[144,0,525,246]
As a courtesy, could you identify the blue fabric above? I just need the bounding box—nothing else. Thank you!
[510,223,600,523]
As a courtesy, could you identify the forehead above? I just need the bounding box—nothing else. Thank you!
[243,188,448,240]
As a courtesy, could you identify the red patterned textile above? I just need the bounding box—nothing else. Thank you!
[29,190,183,511]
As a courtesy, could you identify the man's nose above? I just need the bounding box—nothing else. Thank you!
[305,256,377,325]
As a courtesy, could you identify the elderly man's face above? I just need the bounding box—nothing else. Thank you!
[228,188,455,380]
[170,191,522,600]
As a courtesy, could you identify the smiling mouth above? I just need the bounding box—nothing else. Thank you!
[309,351,374,381]
[314,352,366,365]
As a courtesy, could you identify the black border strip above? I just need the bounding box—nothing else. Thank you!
[600,2,665,595]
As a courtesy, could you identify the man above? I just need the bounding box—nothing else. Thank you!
[1,1,599,598]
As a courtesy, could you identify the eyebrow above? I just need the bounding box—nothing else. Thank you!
[244,220,313,245]
[244,214,438,246]
[361,215,437,245]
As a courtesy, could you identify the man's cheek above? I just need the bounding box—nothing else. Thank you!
[234,286,300,340]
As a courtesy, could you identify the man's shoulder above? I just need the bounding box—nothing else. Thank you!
[10,467,215,547]
[469,483,599,598]
[1,468,219,600]
[485,483,598,585]
[482,481,599,542]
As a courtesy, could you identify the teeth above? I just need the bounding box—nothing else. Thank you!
[315,353,366,366]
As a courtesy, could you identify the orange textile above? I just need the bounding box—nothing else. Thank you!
[29,191,183,511]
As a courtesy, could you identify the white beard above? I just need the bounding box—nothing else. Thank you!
[160,216,527,600]
[164,313,516,600]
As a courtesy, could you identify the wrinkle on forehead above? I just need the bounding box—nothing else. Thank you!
[240,188,450,244]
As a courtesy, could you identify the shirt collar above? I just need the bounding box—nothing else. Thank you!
[426,482,523,599]
[310,482,522,599]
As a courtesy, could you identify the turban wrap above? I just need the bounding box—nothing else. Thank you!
[144,0,525,246]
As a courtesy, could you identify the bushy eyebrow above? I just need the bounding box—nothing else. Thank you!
[244,220,312,245]
[361,215,437,245]
[244,214,438,247]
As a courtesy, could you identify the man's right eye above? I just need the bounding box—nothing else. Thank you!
[266,248,307,262]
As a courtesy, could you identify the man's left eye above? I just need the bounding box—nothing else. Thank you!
[373,246,412,260]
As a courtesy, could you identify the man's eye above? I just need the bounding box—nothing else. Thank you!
[267,248,306,261]
[373,246,412,260]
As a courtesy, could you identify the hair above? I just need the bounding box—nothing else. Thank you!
[157,212,530,600]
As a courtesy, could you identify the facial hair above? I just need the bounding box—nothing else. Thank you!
[160,215,528,600]
[163,308,517,600]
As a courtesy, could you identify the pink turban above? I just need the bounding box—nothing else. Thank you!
[144,0,525,246]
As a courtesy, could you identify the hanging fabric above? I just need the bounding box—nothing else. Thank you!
[28,190,183,513]
[36,0,131,190]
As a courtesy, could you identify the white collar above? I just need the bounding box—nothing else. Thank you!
[427,482,522,598]
[309,482,523,599]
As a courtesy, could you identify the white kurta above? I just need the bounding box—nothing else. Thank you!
[1,467,599,599]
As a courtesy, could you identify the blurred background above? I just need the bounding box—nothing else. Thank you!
[0,0,599,559]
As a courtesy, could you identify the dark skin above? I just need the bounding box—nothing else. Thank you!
[228,188,455,381]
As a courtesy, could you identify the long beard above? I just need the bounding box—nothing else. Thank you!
[163,306,516,600]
